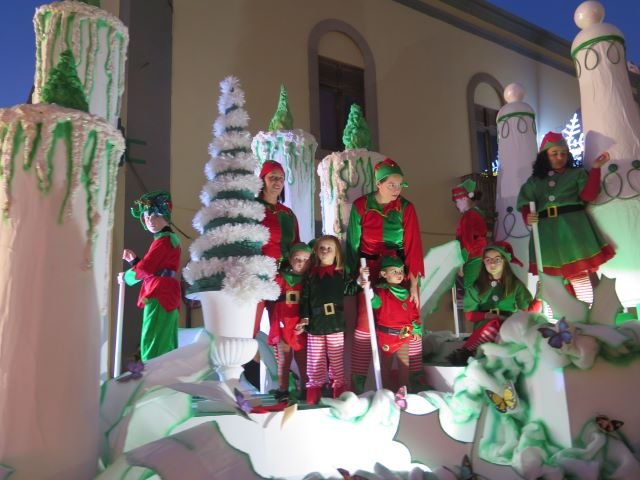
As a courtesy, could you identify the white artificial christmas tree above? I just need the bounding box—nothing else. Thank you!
[184,76,279,383]
[562,110,585,167]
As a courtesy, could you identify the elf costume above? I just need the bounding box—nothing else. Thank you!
[345,158,424,393]
[371,256,424,390]
[452,178,488,288]
[300,264,346,404]
[124,191,181,361]
[268,243,311,394]
[517,132,614,279]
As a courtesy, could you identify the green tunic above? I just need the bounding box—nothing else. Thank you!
[300,268,346,335]
[463,280,533,331]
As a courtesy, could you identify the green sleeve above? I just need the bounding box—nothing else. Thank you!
[514,281,534,310]
[124,268,141,286]
[574,168,589,192]
[371,292,382,309]
[463,285,482,313]
[299,275,310,319]
[411,320,423,336]
[516,177,535,210]
[345,204,362,278]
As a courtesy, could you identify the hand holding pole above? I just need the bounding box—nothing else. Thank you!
[360,258,383,391]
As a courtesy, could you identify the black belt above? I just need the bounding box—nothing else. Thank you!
[156,268,177,278]
[377,324,412,338]
[538,204,584,219]
[482,309,513,317]
[312,303,343,316]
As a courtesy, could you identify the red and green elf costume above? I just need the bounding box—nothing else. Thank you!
[125,191,181,361]
[452,179,488,288]
[345,158,424,392]
[516,132,614,279]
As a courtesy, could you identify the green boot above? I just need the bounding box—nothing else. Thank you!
[350,374,367,394]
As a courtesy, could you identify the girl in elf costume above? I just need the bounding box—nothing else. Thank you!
[345,158,424,394]
[517,132,614,296]
[268,242,312,401]
[121,191,181,361]
[447,242,541,366]
[359,256,423,391]
[299,235,347,404]
[452,179,488,288]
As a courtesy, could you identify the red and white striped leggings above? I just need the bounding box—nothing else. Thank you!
[306,332,345,389]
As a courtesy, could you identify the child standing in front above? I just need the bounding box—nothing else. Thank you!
[268,243,313,401]
[360,256,424,391]
[299,235,347,404]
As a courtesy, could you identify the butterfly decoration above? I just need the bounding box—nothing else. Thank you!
[394,385,408,411]
[595,414,624,433]
[538,317,572,349]
[485,381,517,414]
[443,454,482,480]
[116,360,145,382]
[336,467,368,480]
[233,387,253,421]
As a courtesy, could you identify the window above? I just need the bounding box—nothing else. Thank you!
[318,56,365,151]
[474,104,499,174]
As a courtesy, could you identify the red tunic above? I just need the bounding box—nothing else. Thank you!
[456,207,487,259]
[372,286,420,355]
[260,199,300,263]
[131,233,181,311]
[268,272,306,351]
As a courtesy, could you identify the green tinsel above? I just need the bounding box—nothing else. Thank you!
[41,50,89,112]
[342,103,371,150]
[268,85,294,131]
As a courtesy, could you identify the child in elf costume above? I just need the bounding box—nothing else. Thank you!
[268,242,312,400]
[359,256,424,391]
[299,235,347,404]
[345,158,424,394]
[452,178,488,289]
[121,191,181,361]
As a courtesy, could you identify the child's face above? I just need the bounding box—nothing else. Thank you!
[454,196,472,213]
[290,251,311,274]
[316,239,337,266]
[483,249,505,278]
[376,174,404,203]
[380,266,405,285]
[144,212,168,233]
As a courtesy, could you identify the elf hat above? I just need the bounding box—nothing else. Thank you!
[290,242,312,256]
[539,132,568,153]
[374,158,408,187]
[483,241,523,267]
[259,160,285,179]
[131,190,173,229]
[452,178,477,200]
[381,255,405,270]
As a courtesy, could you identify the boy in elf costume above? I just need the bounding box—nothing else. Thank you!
[121,191,181,361]
[268,243,312,401]
[345,158,424,394]
[360,256,424,391]
[452,178,488,289]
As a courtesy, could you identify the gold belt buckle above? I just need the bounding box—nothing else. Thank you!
[399,325,411,339]
[546,205,558,218]
[324,303,335,315]
[286,291,299,305]
[489,308,501,316]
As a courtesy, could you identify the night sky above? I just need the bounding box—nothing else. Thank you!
[0,0,638,108]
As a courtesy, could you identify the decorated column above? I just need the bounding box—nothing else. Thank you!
[0,50,125,478]
[572,1,640,307]
[184,76,279,383]
[317,104,384,240]
[252,86,317,242]
[493,83,537,283]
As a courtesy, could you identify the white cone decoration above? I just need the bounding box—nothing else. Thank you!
[572,1,640,306]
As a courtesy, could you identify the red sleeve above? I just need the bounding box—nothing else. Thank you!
[520,204,531,224]
[525,299,543,313]
[402,202,425,279]
[465,311,486,322]
[133,237,172,280]
[459,210,487,257]
[580,168,601,202]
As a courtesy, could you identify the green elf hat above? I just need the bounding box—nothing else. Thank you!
[289,242,312,256]
[539,131,568,153]
[131,190,173,229]
[451,178,477,200]
[374,158,408,187]
[380,255,405,270]
[483,241,523,267]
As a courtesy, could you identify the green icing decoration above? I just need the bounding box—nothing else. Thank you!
[268,85,294,131]
[41,50,89,112]
[342,104,371,150]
